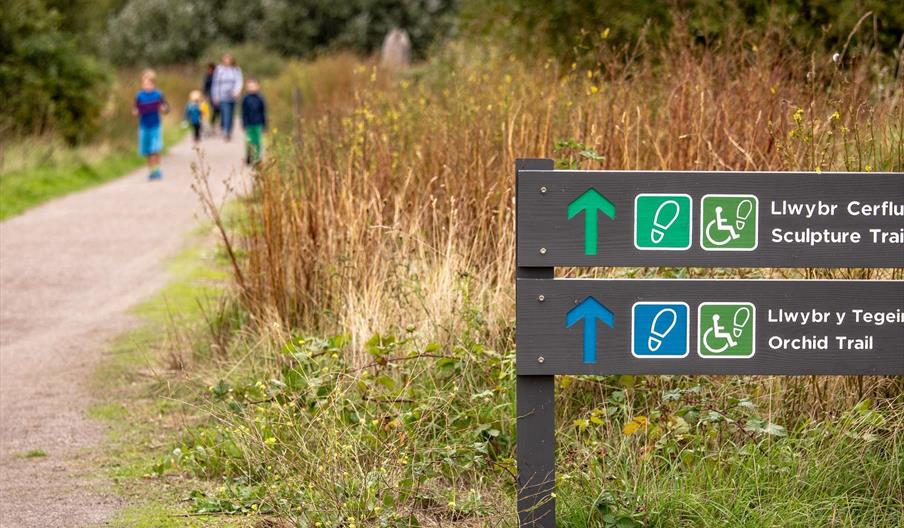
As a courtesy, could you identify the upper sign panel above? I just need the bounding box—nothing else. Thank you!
[516,170,904,268]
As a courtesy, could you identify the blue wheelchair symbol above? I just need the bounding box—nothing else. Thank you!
[632,303,690,358]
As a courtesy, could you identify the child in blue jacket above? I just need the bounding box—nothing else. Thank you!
[132,69,169,180]
[184,90,203,144]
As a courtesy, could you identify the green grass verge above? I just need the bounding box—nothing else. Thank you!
[0,126,185,221]
[1,150,143,220]
[89,234,253,527]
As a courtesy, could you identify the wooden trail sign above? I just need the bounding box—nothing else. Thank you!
[517,170,904,268]
[517,278,904,376]
[513,159,904,527]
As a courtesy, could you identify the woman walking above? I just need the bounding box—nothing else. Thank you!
[210,53,243,141]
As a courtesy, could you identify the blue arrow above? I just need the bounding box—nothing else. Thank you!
[566,296,615,364]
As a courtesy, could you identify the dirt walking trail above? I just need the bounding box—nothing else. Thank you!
[0,135,245,527]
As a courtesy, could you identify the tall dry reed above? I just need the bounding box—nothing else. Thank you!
[222,30,902,410]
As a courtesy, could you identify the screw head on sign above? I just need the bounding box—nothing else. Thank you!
[537,356,545,363]
[539,247,547,255]
[540,186,548,194]
[538,294,545,302]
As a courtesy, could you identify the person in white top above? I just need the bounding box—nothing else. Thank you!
[210,53,243,141]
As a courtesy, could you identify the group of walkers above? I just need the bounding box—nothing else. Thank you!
[133,53,268,181]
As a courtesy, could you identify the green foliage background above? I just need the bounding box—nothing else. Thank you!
[4,0,901,146]
[102,0,459,65]
[462,0,904,63]
[0,0,109,143]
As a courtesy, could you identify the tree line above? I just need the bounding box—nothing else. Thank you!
[2,0,900,144]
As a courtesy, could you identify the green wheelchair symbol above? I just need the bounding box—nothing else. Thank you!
[700,195,758,251]
[698,302,756,358]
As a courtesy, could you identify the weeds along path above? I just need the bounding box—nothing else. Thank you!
[0,134,245,527]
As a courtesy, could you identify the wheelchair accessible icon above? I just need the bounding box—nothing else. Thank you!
[697,302,756,358]
[632,302,690,358]
[700,195,758,251]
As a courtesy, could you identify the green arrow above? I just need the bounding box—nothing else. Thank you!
[567,188,616,255]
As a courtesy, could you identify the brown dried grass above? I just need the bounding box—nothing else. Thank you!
[219,30,902,404]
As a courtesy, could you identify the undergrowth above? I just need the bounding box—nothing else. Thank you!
[148,312,902,526]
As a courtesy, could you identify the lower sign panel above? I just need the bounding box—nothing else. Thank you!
[516,279,904,375]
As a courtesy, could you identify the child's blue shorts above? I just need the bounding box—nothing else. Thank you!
[138,125,163,156]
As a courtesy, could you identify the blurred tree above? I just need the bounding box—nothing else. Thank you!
[461,0,904,63]
[0,0,109,143]
[253,0,355,57]
[44,0,128,48]
[102,0,457,64]
[461,0,670,60]
[102,0,220,65]
[200,42,286,79]
[686,0,904,52]
[216,0,266,44]
[318,0,458,58]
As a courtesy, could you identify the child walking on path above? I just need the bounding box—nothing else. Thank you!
[199,98,211,136]
[184,90,203,144]
[133,69,169,180]
[241,78,267,166]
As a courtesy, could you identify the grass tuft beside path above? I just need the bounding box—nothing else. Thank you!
[1,150,142,220]
[89,234,250,527]
[0,127,184,221]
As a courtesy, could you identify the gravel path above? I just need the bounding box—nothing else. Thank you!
[0,135,245,527]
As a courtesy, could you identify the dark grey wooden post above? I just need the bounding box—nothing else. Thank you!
[516,158,556,527]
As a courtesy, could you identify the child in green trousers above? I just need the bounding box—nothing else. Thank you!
[241,78,267,165]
